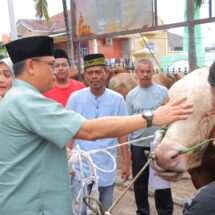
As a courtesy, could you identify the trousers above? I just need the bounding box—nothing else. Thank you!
[130,145,173,215]
[71,179,114,215]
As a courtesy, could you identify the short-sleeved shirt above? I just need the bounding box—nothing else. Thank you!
[44,79,85,107]
[126,83,168,147]
[0,80,85,215]
[66,88,128,186]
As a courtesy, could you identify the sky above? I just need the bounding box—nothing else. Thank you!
[0,0,67,37]
[0,0,215,46]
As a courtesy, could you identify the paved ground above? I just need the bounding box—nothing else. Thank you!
[110,172,196,215]
[112,186,183,215]
[112,150,197,215]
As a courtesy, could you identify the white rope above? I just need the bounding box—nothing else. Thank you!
[89,135,154,155]
[92,150,116,173]
[70,145,100,215]
[69,134,155,215]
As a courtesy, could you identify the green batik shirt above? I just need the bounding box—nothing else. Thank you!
[0,80,85,215]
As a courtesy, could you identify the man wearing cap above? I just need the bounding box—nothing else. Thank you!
[44,48,85,107]
[0,36,193,215]
[66,53,130,214]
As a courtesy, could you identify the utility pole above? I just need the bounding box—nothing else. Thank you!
[62,0,74,66]
[93,39,98,53]
[7,0,17,41]
[70,0,83,80]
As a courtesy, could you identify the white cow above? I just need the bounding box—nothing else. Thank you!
[152,68,215,189]
[108,72,184,98]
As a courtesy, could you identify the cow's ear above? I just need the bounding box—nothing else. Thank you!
[206,109,215,116]
[199,114,215,140]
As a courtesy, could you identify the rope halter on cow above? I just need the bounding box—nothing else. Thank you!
[144,125,168,160]
[146,125,215,161]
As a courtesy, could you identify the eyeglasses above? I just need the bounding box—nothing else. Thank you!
[31,59,55,70]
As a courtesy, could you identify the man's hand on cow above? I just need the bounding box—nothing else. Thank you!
[152,97,193,126]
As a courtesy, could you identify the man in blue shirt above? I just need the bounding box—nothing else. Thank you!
[0,36,193,215]
[126,59,173,215]
[66,53,130,214]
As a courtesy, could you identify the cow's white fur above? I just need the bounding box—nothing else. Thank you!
[155,68,215,171]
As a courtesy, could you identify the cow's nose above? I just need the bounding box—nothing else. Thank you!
[155,143,181,170]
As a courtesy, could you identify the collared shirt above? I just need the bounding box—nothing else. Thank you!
[126,83,168,147]
[66,88,128,186]
[0,80,85,215]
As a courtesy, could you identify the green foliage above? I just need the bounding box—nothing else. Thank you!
[0,41,3,48]
[185,0,203,17]
[194,0,204,9]
[0,42,8,58]
[33,0,49,22]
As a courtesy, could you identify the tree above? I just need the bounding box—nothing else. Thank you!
[187,0,204,72]
[34,0,49,22]
[33,0,74,66]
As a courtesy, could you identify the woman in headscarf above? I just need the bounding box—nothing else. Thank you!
[0,58,14,101]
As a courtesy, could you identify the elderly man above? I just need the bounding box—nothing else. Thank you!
[0,36,193,215]
[66,53,130,214]
[44,48,85,107]
[126,59,173,215]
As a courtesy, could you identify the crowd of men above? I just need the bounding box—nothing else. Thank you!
[1,35,214,215]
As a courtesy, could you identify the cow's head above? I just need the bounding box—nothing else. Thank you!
[153,68,215,174]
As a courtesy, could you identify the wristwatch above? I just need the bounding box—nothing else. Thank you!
[142,111,154,127]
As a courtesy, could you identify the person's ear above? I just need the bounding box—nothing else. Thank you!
[25,59,35,75]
